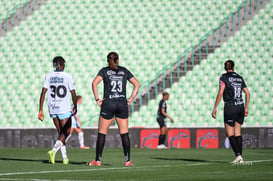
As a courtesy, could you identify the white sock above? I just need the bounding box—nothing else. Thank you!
[78,132,84,147]
[52,140,63,154]
[60,145,68,159]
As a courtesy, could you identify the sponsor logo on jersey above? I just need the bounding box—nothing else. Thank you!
[50,77,64,84]
[107,70,116,75]
[229,77,242,82]
[109,94,125,99]
[110,75,123,80]
[234,100,244,105]
[50,104,60,110]
[118,71,125,75]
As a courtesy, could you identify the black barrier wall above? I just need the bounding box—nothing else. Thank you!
[0,128,272,148]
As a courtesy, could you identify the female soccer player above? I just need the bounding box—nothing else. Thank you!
[88,52,140,166]
[212,60,250,164]
[157,92,174,149]
[38,56,77,164]
[70,95,89,149]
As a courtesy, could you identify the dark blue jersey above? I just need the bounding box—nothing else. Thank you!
[97,66,134,100]
[219,72,247,106]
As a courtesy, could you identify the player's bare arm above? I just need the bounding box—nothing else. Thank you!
[92,75,103,107]
[38,87,47,121]
[161,108,174,123]
[127,77,140,105]
[212,84,225,119]
[243,87,250,117]
[70,89,77,115]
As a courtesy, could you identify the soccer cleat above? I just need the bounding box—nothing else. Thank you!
[157,144,167,149]
[125,161,133,166]
[63,158,69,164]
[48,150,55,164]
[87,159,101,166]
[231,155,243,164]
[80,145,90,149]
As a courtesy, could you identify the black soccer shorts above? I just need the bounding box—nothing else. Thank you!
[224,104,245,127]
[100,99,128,120]
[157,117,167,128]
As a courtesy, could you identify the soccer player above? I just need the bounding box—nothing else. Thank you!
[157,92,174,149]
[212,60,250,164]
[70,95,90,149]
[87,52,140,166]
[38,56,77,164]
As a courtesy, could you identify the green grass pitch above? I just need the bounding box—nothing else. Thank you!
[0,148,272,180]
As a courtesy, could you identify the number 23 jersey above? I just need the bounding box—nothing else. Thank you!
[97,66,134,100]
[219,72,247,106]
[43,71,75,114]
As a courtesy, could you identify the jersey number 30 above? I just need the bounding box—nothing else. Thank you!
[50,85,67,98]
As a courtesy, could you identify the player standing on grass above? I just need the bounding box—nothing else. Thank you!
[87,52,140,166]
[70,95,90,149]
[157,92,174,149]
[212,60,250,164]
[38,56,77,164]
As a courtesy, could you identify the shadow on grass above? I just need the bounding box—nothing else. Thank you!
[152,157,227,164]
[0,157,101,165]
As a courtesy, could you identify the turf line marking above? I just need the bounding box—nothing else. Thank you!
[248,159,273,163]
[185,163,212,166]
[0,165,171,177]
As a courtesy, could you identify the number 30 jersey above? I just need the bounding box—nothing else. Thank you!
[97,66,134,100]
[43,70,75,114]
[219,72,247,106]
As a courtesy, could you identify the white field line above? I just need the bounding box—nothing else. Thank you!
[247,159,273,163]
[0,159,272,177]
[0,165,170,177]
[185,162,212,166]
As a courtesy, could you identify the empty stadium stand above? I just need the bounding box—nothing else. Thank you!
[0,0,271,128]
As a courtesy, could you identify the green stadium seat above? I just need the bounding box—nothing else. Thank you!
[0,0,271,127]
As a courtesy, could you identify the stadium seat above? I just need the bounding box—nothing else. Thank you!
[0,0,271,127]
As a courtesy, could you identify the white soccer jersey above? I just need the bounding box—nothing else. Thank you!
[43,71,75,114]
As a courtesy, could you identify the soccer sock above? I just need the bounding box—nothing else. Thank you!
[60,145,68,159]
[95,133,106,161]
[78,132,84,147]
[236,136,242,156]
[158,134,166,145]
[121,133,131,162]
[229,136,241,156]
[161,135,166,145]
[52,140,63,154]
[158,134,163,145]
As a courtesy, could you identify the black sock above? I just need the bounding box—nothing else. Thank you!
[229,136,241,156]
[121,133,130,162]
[236,136,242,156]
[158,134,166,145]
[95,133,106,161]
[158,134,163,145]
[162,135,166,145]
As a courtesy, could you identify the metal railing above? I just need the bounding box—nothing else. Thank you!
[132,0,263,114]
[1,0,43,36]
